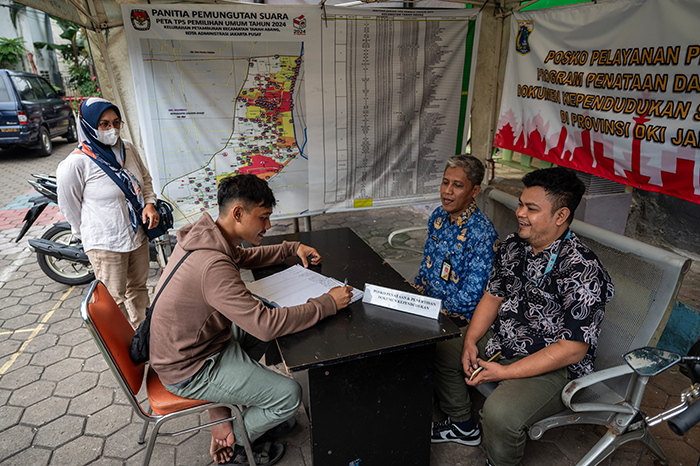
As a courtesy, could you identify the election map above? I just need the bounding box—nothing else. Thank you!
[138,39,308,226]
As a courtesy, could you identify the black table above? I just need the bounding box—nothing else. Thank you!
[255,227,460,466]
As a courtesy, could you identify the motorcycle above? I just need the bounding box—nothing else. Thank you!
[623,346,700,442]
[15,174,173,286]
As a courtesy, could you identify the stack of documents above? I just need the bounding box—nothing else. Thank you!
[247,264,364,308]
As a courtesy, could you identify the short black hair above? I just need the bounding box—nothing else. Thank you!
[522,167,585,224]
[217,174,276,213]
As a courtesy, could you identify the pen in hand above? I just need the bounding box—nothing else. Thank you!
[344,278,348,287]
[469,351,502,381]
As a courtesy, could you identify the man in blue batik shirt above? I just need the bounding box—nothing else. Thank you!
[414,154,499,327]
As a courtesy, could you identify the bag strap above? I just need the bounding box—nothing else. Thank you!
[151,250,194,310]
[83,151,144,218]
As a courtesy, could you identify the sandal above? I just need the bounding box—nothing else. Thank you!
[223,440,285,465]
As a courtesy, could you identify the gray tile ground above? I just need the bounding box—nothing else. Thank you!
[0,139,698,465]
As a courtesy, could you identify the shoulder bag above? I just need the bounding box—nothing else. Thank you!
[129,250,193,364]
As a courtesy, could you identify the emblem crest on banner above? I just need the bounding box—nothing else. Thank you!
[293,15,306,35]
[515,20,534,55]
[131,9,151,31]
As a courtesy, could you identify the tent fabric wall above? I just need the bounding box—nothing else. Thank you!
[85,26,143,151]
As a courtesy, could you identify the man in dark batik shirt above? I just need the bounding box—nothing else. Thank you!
[431,167,614,466]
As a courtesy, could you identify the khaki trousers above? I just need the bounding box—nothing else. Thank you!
[86,241,150,329]
[434,327,570,466]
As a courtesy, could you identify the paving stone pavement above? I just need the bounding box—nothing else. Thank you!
[0,140,699,465]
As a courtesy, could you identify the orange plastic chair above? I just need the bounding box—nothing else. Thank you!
[80,280,256,466]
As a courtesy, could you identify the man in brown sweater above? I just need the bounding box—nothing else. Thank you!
[150,174,352,465]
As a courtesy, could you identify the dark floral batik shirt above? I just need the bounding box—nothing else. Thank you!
[484,230,615,379]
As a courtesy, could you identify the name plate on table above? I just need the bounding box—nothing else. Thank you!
[363,284,441,320]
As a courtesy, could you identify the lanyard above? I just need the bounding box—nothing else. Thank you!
[525,230,571,287]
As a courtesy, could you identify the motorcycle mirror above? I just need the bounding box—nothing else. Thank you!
[624,347,681,377]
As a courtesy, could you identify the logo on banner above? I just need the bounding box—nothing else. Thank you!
[131,9,151,31]
[293,15,306,35]
[515,20,534,55]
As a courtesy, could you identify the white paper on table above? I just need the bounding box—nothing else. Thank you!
[247,264,363,308]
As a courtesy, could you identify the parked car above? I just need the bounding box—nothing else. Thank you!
[0,69,77,156]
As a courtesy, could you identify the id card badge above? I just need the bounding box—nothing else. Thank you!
[440,259,452,282]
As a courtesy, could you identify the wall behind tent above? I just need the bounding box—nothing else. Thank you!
[0,0,60,83]
[0,1,19,66]
[626,190,700,256]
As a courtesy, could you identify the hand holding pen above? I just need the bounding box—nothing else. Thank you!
[329,278,353,309]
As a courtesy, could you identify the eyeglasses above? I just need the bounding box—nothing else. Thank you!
[97,119,122,130]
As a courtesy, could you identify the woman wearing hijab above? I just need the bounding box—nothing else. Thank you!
[57,97,159,329]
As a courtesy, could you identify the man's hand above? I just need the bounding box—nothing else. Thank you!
[465,359,508,386]
[142,203,160,229]
[328,285,353,310]
[465,340,590,386]
[461,340,480,379]
[297,244,321,268]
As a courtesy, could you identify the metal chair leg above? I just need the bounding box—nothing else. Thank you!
[576,427,668,466]
[136,404,256,466]
[138,406,152,444]
[232,405,256,466]
[576,430,618,466]
[141,416,166,466]
[639,428,668,465]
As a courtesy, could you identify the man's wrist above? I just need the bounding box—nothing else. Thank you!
[463,331,480,347]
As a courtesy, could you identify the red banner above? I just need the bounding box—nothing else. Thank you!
[494,0,700,204]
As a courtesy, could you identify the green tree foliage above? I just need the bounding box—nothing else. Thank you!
[0,37,26,69]
[34,18,99,97]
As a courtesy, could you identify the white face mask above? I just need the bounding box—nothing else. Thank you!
[98,128,120,146]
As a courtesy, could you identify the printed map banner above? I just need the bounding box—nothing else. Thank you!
[123,4,320,226]
[494,0,700,204]
[123,4,479,227]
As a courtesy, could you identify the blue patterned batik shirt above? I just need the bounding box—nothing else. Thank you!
[414,202,499,324]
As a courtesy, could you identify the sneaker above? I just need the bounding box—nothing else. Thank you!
[431,418,482,446]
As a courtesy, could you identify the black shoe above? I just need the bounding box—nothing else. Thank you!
[265,417,297,439]
[225,440,285,465]
[430,418,481,446]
